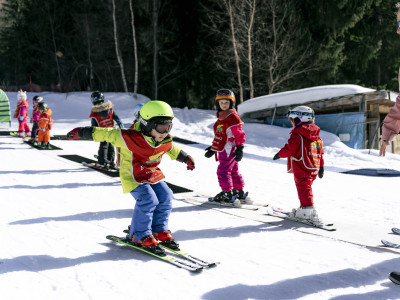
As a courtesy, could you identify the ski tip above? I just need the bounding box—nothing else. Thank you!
[208,262,219,268]
[192,267,203,273]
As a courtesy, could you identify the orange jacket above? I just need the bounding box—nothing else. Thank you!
[39,108,53,131]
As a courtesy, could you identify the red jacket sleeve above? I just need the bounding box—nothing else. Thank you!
[278,133,300,159]
[231,124,246,146]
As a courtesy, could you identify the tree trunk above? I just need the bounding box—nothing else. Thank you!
[129,0,139,97]
[152,0,159,99]
[247,0,256,99]
[112,0,128,92]
[226,0,243,103]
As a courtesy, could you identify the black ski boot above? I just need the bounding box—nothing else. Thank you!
[233,189,252,204]
[212,190,236,203]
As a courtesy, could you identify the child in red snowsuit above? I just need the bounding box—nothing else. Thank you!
[13,90,31,137]
[204,89,247,203]
[273,106,324,224]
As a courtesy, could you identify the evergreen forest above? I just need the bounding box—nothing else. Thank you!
[1,0,400,108]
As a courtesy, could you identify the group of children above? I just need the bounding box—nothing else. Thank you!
[67,88,324,256]
[13,90,53,149]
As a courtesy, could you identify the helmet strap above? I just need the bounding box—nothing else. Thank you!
[291,117,303,127]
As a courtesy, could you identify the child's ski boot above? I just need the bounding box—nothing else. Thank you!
[289,206,323,225]
[233,189,253,204]
[40,142,51,149]
[153,230,180,250]
[95,162,109,170]
[212,190,237,203]
[131,234,165,256]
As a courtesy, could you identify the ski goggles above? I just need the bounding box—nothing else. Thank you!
[91,96,103,105]
[287,111,313,118]
[398,21,400,29]
[154,123,173,134]
[216,89,234,97]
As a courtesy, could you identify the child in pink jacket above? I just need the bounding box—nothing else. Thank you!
[380,68,400,157]
[13,90,31,137]
[204,89,247,203]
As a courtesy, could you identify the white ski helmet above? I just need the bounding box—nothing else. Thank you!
[287,105,315,126]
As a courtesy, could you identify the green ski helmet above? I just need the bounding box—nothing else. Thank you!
[139,100,174,136]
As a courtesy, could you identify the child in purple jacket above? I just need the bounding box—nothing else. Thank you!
[205,89,247,202]
[29,96,43,144]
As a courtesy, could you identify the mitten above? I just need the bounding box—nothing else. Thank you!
[67,127,93,140]
[318,166,324,179]
[204,146,214,158]
[116,120,124,129]
[234,145,244,161]
[41,128,46,132]
[273,153,280,160]
[19,116,24,121]
[177,150,195,170]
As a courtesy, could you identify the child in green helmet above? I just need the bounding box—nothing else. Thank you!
[67,100,195,255]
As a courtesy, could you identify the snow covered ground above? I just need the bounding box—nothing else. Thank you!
[1,91,400,299]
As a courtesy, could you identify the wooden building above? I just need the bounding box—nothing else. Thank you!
[239,89,399,153]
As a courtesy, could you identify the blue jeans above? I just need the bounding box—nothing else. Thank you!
[129,181,173,242]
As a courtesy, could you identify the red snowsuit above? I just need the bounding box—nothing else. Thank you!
[277,123,324,207]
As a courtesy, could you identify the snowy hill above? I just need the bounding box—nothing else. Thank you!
[1,91,400,299]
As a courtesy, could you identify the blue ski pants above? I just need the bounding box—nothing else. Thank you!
[129,181,173,242]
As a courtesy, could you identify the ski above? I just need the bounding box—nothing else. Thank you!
[268,205,335,226]
[82,161,118,172]
[93,155,119,170]
[269,205,292,214]
[176,194,260,210]
[122,228,217,268]
[265,206,336,231]
[392,227,400,235]
[158,245,218,268]
[381,239,400,249]
[23,140,62,150]
[106,235,203,272]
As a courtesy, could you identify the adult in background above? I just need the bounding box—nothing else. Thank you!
[379,2,400,285]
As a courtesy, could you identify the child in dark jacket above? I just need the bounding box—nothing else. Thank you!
[89,91,123,169]
[273,105,324,225]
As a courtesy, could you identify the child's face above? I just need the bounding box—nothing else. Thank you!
[151,129,168,142]
[218,99,230,111]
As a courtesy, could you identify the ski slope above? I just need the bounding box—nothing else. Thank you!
[1,91,400,299]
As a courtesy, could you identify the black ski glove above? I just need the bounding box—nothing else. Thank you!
[318,166,324,179]
[67,127,94,140]
[204,146,214,158]
[273,153,280,160]
[234,145,244,161]
[177,150,195,170]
